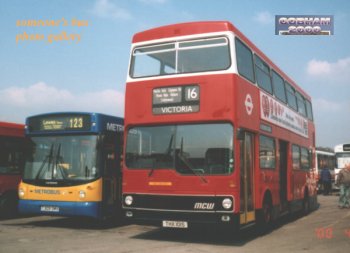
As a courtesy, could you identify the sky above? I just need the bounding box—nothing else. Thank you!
[0,0,349,148]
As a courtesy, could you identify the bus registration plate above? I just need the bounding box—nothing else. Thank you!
[40,206,59,212]
[162,220,188,228]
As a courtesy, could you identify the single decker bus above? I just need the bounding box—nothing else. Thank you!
[122,21,317,231]
[0,122,27,217]
[18,112,124,219]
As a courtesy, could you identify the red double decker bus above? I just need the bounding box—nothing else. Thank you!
[122,21,317,230]
[0,122,27,217]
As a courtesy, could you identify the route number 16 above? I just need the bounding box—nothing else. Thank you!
[185,86,199,101]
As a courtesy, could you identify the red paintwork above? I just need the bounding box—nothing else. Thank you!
[124,21,316,215]
[0,122,25,196]
[0,122,24,138]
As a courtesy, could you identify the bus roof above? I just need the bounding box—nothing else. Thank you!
[132,21,235,43]
[131,21,310,100]
[26,111,123,120]
[0,121,24,137]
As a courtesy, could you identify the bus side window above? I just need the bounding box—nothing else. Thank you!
[285,82,297,111]
[235,38,255,83]
[292,145,301,170]
[259,135,276,169]
[305,100,313,121]
[272,70,287,103]
[255,55,272,94]
[0,137,26,174]
[301,147,310,170]
[296,92,306,117]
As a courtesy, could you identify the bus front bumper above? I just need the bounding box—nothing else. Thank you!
[18,200,101,218]
[123,208,239,228]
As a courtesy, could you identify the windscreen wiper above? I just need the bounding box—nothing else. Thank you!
[178,138,207,183]
[54,143,67,179]
[35,144,54,180]
[148,157,156,177]
[177,153,208,184]
[166,134,174,155]
[148,134,174,177]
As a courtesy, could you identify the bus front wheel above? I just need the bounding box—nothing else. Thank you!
[257,195,273,232]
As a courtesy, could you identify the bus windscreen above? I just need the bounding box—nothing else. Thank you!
[125,123,234,175]
[24,135,99,183]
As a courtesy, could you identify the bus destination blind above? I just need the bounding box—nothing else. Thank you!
[28,115,91,132]
[152,85,199,115]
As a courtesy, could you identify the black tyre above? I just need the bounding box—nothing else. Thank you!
[257,195,273,233]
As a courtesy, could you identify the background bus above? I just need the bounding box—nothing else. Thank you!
[0,122,27,218]
[315,148,335,192]
[122,21,317,231]
[18,112,124,219]
[334,143,350,186]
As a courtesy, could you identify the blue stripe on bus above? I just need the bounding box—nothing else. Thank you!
[18,200,101,218]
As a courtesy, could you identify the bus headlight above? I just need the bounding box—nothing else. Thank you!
[79,190,86,199]
[18,188,25,198]
[124,195,133,206]
[222,198,233,209]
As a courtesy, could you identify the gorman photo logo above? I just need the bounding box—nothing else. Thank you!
[275,15,334,35]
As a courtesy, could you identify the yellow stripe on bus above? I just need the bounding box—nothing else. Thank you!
[19,178,103,202]
[148,181,173,186]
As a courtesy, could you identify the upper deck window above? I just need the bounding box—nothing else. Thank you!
[130,37,230,78]
[296,92,306,116]
[235,39,255,83]
[254,55,272,94]
[285,82,297,111]
[305,100,313,121]
[131,43,176,78]
[272,70,287,103]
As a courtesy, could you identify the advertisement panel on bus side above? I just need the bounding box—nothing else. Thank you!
[260,91,308,138]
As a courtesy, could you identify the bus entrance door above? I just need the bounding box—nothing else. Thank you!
[102,144,120,219]
[239,131,255,225]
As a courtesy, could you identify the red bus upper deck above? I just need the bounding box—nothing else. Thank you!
[0,122,26,217]
[123,21,317,230]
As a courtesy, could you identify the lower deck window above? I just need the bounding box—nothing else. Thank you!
[259,135,276,169]
[292,145,301,170]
